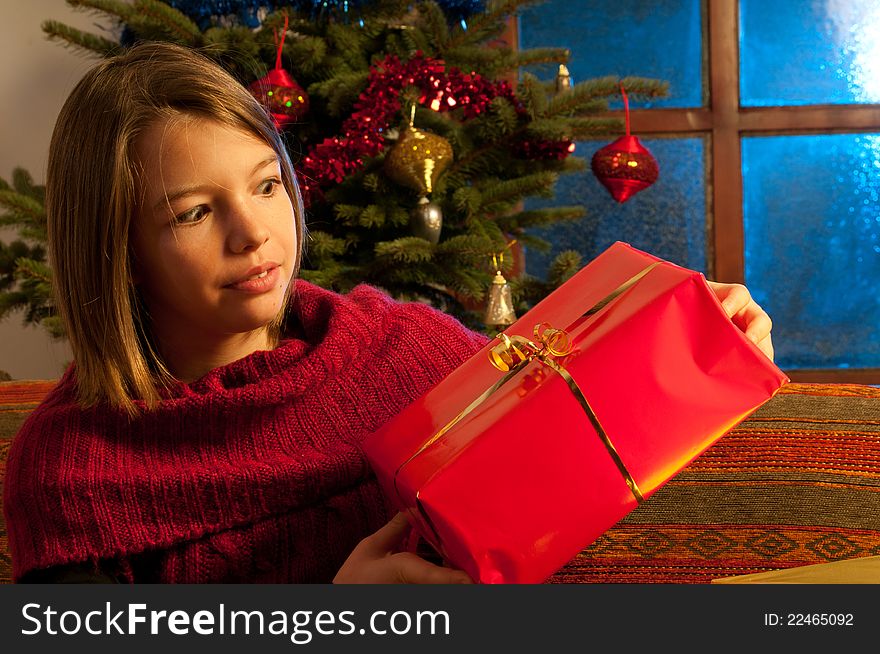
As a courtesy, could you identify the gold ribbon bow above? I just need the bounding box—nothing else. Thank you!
[393,261,662,531]
[488,322,573,371]
[487,322,643,503]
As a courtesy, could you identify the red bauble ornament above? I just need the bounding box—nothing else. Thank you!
[591,84,658,203]
[248,16,309,129]
[249,67,309,128]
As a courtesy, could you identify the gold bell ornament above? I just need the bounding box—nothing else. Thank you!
[384,105,454,244]
[483,245,518,329]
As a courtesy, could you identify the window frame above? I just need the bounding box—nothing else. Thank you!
[516,0,880,383]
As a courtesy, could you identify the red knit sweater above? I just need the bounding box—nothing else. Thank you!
[3,282,488,583]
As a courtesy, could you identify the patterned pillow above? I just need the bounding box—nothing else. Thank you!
[550,383,880,583]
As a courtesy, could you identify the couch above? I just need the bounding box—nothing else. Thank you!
[2,379,879,584]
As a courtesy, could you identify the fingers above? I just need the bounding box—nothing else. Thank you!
[335,513,474,584]
[755,334,775,362]
[742,310,772,346]
[362,512,411,555]
[394,553,473,584]
[713,282,751,319]
[707,281,775,361]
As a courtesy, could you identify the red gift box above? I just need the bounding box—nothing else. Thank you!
[363,242,789,584]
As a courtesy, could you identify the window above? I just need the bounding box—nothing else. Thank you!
[519,0,880,382]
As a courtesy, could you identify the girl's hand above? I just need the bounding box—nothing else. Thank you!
[706,280,774,362]
[333,512,474,584]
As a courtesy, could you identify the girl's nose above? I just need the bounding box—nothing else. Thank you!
[227,202,270,253]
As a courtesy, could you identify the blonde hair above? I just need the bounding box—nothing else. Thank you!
[47,41,306,418]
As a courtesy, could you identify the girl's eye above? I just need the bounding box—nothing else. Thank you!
[258,178,281,196]
[174,204,209,224]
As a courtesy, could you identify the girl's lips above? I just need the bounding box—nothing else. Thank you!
[223,265,281,293]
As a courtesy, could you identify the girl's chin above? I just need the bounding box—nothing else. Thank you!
[225,313,284,334]
[209,303,283,333]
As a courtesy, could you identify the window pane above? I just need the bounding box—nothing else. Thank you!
[518,0,704,109]
[740,0,880,106]
[525,137,708,278]
[742,134,880,369]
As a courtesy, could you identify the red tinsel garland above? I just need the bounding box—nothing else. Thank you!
[296,52,573,206]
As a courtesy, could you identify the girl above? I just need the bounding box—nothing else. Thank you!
[3,42,773,584]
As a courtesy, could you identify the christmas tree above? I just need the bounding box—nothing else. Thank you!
[0,0,666,335]
[0,170,62,338]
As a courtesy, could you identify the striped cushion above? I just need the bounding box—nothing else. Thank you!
[550,383,880,583]
[2,381,879,584]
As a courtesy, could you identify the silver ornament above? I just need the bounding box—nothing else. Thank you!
[411,196,443,244]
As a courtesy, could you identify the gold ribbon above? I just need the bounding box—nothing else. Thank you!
[393,261,662,532]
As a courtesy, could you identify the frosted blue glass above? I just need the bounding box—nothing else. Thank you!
[740,0,880,106]
[524,137,707,279]
[742,134,880,369]
[518,0,704,109]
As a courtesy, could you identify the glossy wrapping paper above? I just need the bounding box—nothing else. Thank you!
[363,242,789,584]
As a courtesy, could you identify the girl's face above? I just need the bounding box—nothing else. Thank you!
[130,116,297,350]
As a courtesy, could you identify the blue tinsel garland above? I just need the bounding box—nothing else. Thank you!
[164,1,486,29]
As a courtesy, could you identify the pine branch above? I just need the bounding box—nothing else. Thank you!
[309,70,369,116]
[517,72,548,119]
[512,232,552,253]
[0,242,36,290]
[513,47,570,69]
[444,135,509,181]
[478,171,558,210]
[324,22,369,67]
[201,27,263,81]
[18,227,49,243]
[12,169,44,200]
[304,230,347,259]
[15,258,53,285]
[547,250,583,285]
[397,24,433,57]
[543,76,619,117]
[437,267,486,301]
[333,204,364,226]
[451,186,482,219]
[435,233,496,261]
[524,117,572,141]
[544,76,668,118]
[496,206,585,231]
[444,0,526,49]
[129,0,202,44]
[509,273,550,306]
[67,0,135,23]
[285,37,332,77]
[0,290,31,321]
[565,116,624,138]
[374,237,436,263]
[42,19,121,56]
[383,201,411,228]
[41,315,67,339]
[418,1,451,50]
[618,76,670,100]
[0,191,46,230]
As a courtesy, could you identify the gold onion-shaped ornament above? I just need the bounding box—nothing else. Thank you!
[384,110,453,244]
[484,251,517,329]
